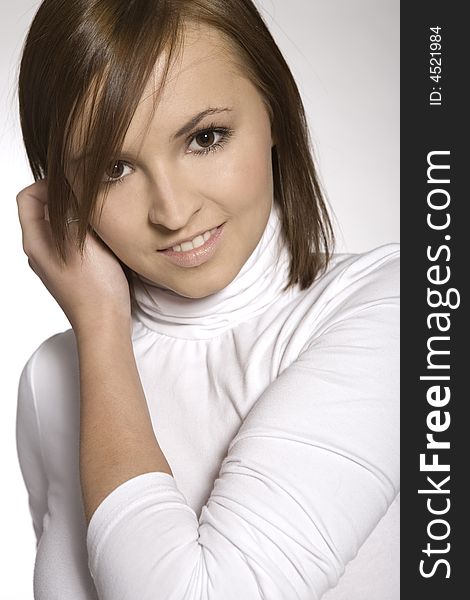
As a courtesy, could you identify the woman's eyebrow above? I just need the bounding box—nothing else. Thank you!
[171,106,233,141]
[69,107,234,164]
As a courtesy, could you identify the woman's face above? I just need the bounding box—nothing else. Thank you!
[74,23,275,299]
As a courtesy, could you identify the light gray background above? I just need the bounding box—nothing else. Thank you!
[0,1,399,597]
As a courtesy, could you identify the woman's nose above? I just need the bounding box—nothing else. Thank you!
[146,166,202,230]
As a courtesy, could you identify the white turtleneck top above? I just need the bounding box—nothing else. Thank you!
[16,201,400,600]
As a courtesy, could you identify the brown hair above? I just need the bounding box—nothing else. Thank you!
[17,0,335,302]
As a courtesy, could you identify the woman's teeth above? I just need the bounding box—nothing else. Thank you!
[171,227,218,252]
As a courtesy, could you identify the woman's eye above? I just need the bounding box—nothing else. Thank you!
[187,126,234,156]
[103,161,133,186]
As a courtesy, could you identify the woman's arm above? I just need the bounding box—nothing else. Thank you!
[15,180,171,526]
[77,320,173,525]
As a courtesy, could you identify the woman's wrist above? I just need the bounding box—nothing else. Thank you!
[74,311,133,347]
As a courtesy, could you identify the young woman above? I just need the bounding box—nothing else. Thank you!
[15,1,399,598]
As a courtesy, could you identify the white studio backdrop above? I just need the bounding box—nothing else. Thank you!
[0,1,399,597]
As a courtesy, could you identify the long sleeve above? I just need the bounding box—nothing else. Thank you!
[85,252,400,600]
[16,352,49,547]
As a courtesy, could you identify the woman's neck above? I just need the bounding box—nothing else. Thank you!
[131,201,292,340]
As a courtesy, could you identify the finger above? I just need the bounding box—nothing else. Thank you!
[17,178,48,197]
[16,180,49,222]
[16,179,49,207]
[16,180,54,256]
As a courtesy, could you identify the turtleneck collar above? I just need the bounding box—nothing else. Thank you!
[131,200,292,340]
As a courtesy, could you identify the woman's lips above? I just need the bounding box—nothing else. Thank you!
[157,223,225,268]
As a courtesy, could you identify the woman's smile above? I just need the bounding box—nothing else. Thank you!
[157,222,226,268]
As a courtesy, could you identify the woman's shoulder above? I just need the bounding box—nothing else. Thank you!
[286,243,399,347]
[325,241,399,289]
[310,241,399,308]
[18,328,79,422]
[20,328,78,382]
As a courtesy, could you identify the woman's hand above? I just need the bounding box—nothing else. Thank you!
[16,179,132,337]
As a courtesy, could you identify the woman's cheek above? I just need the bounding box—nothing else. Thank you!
[213,143,270,199]
[237,146,273,203]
